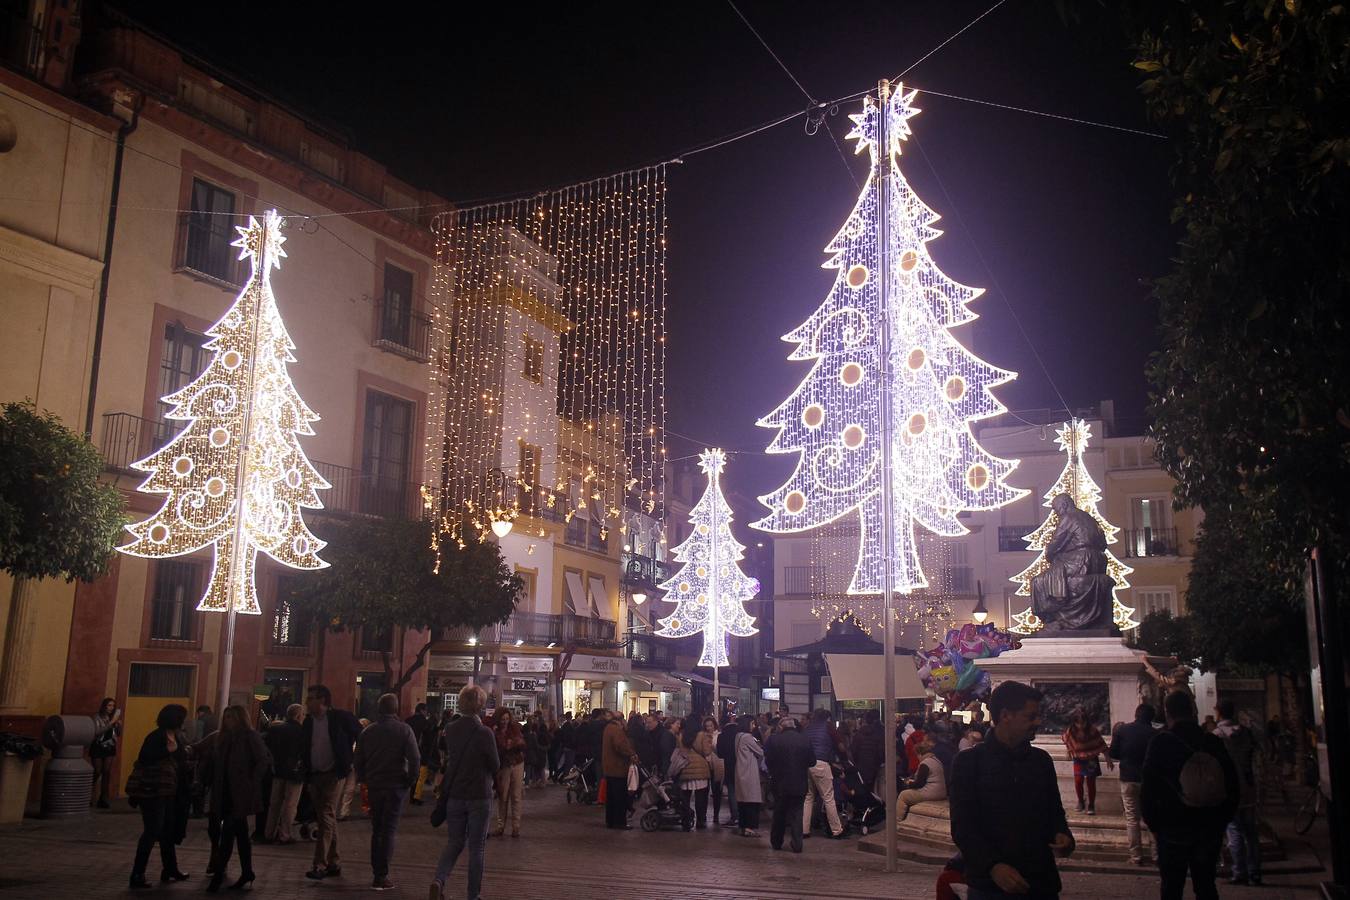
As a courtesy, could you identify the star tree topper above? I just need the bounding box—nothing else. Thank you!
[120,209,329,613]
[754,86,1024,597]
[655,449,759,667]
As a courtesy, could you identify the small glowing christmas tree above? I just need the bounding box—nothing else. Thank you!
[655,449,758,666]
[1008,419,1137,634]
[120,210,328,613]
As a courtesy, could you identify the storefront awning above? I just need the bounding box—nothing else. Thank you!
[627,672,689,693]
[563,571,586,616]
[823,653,927,701]
[670,670,716,687]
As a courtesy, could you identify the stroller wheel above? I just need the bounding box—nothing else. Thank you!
[640,809,660,832]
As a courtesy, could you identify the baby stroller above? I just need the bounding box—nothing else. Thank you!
[562,758,599,805]
[635,767,693,832]
[837,760,883,835]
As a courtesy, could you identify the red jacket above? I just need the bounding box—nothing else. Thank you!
[494,721,525,768]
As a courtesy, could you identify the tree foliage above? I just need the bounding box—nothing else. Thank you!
[1125,2,1350,654]
[286,516,521,691]
[0,401,125,582]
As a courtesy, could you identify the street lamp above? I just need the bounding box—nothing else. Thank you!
[491,518,513,538]
[972,581,988,624]
[632,590,648,605]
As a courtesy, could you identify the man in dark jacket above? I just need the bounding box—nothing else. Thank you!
[950,681,1075,899]
[716,718,741,825]
[301,684,362,882]
[655,718,677,781]
[765,718,814,853]
[849,710,885,795]
[430,685,499,900]
[1142,691,1240,900]
[355,693,421,891]
[553,712,576,782]
[1109,703,1157,865]
[263,704,306,843]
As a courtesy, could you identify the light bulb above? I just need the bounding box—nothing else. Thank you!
[632,591,647,605]
[491,519,513,538]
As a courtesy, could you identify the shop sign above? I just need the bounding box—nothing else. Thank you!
[431,657,475,673]
[511,677,542,692]
[507,657,555,673]
[578,656,631,675]
[428,672,468,692]
[760,687,781,701]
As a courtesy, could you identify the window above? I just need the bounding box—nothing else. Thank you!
[361,625,394,653]
[379,263,414,347]
[360,390,414,517]
[946,542,974,593]
[587,575,607,619]
[149,560,201,643]
[516,568,536,609]
[128,663,194,698]
[182,178,237,282]
[522,335,544,383]
[155,321,209,448]
[562,569,586,616]
[271,576,312,648]
[517,442,541,509]
[1134,588,1178,618]
[355,672,387,720]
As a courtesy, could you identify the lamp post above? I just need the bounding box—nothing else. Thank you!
[972,581,989,624]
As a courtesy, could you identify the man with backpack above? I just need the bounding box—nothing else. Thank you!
[1213,699,1262,885]
[1141,690,1240,900]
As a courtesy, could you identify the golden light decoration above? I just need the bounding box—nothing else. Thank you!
[1008,419,1138,634]
[425,168,667,550]
[119,209,329,614]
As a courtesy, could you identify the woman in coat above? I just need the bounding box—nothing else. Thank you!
[206,705,271,892]
[129,703,190,889]
[701,716,725,825]
[733,715,765,837]
[674,715,712,830]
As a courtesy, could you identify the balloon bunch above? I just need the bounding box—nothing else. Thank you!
[913,622,1020,707]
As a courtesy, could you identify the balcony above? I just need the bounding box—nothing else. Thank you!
[998,526,1033,553]
[565,515,610,554]
[314,461,421,520]
[626,633,677,668]
[515,486,566,524]
[439,611,616,648]
[622,554,673,589]
[781,566,824,596]
[373,297,432,362]
[101,412,168,473]
[1120,527,1181,559]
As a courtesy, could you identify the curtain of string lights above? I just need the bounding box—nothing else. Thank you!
[425,167,667,550]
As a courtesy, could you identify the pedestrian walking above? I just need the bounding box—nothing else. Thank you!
[430,685,499,900]
[414,710,443,804]
[1109,703,1157,865]
[354,692,420,891]
[802,708,845,839]
[715,715,740,826]
[602,708,638,829]
[204,705,271,892]
[898,739,947,820]
[491,707,526,837]
[1213,699,1262,885]
[733,715,765,837]
[127,703,190,890]
[531,712,552,787]
[1062,707,1111,814]
[263,703,306,843]
[950,680,1075,900]
[301,684,362,882]
[765,717,812,853]
[1141,690,1239,900]
[90,697,122,809]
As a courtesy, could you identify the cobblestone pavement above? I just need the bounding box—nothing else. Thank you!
[0,784,1330,899]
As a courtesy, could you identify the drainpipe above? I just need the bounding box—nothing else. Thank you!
[83,91,143,438]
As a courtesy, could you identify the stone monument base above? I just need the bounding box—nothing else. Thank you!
[974,636,1150,818]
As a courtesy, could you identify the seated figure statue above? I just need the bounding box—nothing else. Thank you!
[1030,494,1114,632]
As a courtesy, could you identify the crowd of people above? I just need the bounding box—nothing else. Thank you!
[100,677,1280,900]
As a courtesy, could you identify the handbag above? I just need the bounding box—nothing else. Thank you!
[709,753,725,784]
[626,763,639,793]
[91,728,117,757]
[125,757,178,800]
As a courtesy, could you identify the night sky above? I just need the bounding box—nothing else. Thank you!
[117,1,1176,498]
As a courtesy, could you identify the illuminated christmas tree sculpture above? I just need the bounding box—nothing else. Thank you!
[120,210,328,613]
[655,449,758,667]
[1008,419,1137,634]
[754,86,1023,598]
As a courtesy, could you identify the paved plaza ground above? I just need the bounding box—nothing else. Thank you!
[0,783,1333,899]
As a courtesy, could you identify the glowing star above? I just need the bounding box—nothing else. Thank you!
[655,449,759,667]
[753,87,1025,596]
[119,209,329,614]
[1008,419,1138,634]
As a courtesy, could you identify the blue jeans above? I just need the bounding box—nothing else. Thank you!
[367,786,406,879]
[1226,807,1261,879]
[434,797,490,899]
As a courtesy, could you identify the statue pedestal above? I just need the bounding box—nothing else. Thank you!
[974,636,1150,817]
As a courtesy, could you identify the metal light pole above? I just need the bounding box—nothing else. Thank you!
[710,460,721,717]
[876,77,900,874]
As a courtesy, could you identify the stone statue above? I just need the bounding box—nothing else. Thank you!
[1030,494,1114,632]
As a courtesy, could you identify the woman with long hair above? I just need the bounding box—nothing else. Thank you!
[128,703,189,889]
[701,716,725,825]
[676,714,713,830]
[205,705,270,891]
[91,696,122,809]
[732,714,764,836]
[1062,707,1111,815]
[492,708,526,837]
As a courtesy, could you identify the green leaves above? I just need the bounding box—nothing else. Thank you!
[0,401,126,583]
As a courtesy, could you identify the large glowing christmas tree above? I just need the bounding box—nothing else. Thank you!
[655,449,758,667]
[754,86,1023,597]
[1008,419,1138,634]
[120,210,328,613]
